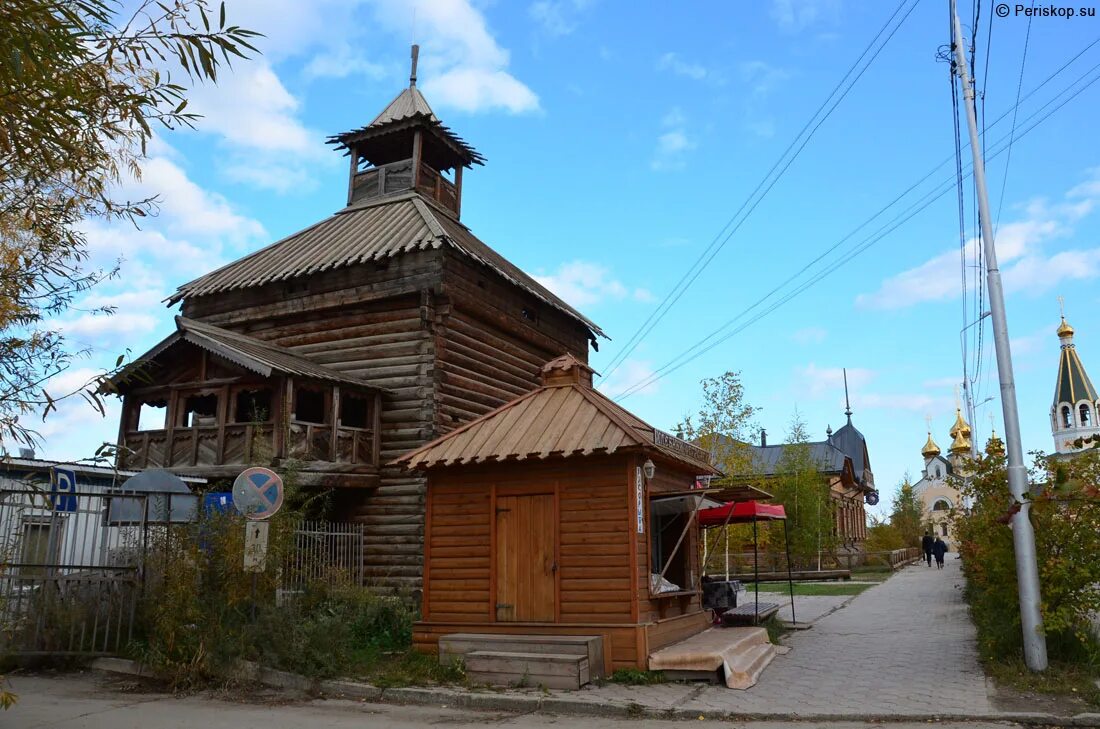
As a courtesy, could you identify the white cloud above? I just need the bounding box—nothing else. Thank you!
[770,0,841,31]
[372,0,540,115]
[857,171,1100,310]
[534,261,651,308]
[182,63,334,192]
[791,327,828,345]
[738,60,789,138]
[135,157,267,241]
[794,363,949,413]
[597,359,659,399]
[50,290,167,350]
[423,68,540,115]
[657,52,709,81]
[796,364,875,399]
[651,107,696,171]
[303,43,390,80]
[30,368,123,459]
[188,65,320,157]
[529,0,593,36]
[739,60,789,97]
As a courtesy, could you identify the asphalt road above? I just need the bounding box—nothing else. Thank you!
[6,673,1029,729]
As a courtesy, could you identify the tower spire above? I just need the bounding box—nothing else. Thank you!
[410,44,419,87]
[843,367,852,424]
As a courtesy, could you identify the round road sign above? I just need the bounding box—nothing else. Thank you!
[232,467,284,520]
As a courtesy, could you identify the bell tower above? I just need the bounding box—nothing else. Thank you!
[328,45,485,217]
[1050,299,1100,454]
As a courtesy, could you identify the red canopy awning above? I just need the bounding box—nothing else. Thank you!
[698,500,786,527]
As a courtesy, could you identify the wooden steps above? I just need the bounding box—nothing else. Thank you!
[466,650,589,690]
[438,633,604,688]
[648,627,777,690]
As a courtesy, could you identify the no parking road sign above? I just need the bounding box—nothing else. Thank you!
[232,467,284,520]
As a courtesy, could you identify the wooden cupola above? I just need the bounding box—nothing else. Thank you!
[328,45,485,217]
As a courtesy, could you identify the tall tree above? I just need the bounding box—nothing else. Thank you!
[767,412,836,567]
[0,0,259,448]
[674,370,758,475]
[889,475,925,549]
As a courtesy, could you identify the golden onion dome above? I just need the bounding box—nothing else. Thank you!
[921,432,941,458]
[949,408,971,439]
[950,430,972,455]
[1057,316,1074,338]
[985,427,1005,456]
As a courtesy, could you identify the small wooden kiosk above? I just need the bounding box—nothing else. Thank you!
[396,354,719,676]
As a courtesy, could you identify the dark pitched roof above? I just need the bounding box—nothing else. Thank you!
[1054,341,1098,406]
[395,372,717,474]
[699,434,848,478]
[829,419,872,487]
[108,316,388,392]
[167,193,604,340]
[748,442,849,476]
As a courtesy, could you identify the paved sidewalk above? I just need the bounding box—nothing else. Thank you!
[561,559,996,718]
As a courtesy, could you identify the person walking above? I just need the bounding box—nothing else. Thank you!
[933,536,948,569]
[921,531,934,567]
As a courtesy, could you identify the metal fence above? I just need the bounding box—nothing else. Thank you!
[0,486,365,657]
[285,520,365,591]
[0,488,162,656]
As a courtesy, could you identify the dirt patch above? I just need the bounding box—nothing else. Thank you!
[991,678,1097,716]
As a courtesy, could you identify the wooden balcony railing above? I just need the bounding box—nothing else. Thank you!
[349,158,459,214]
[121,420,376,471]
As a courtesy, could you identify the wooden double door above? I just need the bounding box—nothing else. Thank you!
[495,493,556,622]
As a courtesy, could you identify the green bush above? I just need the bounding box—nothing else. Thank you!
[954,449,1100,665]
[127,477,422,688]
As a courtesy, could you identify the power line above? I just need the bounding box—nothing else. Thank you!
[950,1,971,423]
[994,0,1035,234]
[596,0,920,383]
[613,52,1100,401]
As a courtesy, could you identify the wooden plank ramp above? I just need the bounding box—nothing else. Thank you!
[648,627,777,690]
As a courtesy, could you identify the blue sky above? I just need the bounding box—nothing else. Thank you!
[30,0,1100,516]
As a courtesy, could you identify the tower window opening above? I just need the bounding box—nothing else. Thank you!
[932,499,951,512]
[1081,404,1093,427]
[1062,406,1073,428]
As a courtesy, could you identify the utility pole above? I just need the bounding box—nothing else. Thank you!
[950,0,1047,671]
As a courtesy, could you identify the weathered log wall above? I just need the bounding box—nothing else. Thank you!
[178,247,593,594]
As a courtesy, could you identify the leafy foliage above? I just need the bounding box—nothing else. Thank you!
[888,476,925,549]
[764,414,836,566]
[674,370,758,476]
[129,470,434,689]
[0,0,259,446]
[953,449,1100,665]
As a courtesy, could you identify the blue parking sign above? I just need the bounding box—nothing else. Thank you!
[50,467,78,512]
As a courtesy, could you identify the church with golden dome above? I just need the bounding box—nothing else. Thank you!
[912,408,1004,549]
[1049,308,1099,455]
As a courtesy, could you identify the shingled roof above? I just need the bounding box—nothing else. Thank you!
[328,86,485,167]
[167,192,604,340]
[394,355,716,473]
[108,316,387,392]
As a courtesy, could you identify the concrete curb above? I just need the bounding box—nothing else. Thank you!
[90,657,1100,725]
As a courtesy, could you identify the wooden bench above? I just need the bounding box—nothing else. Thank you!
[720,602,781,625]
[725,569,851,582]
